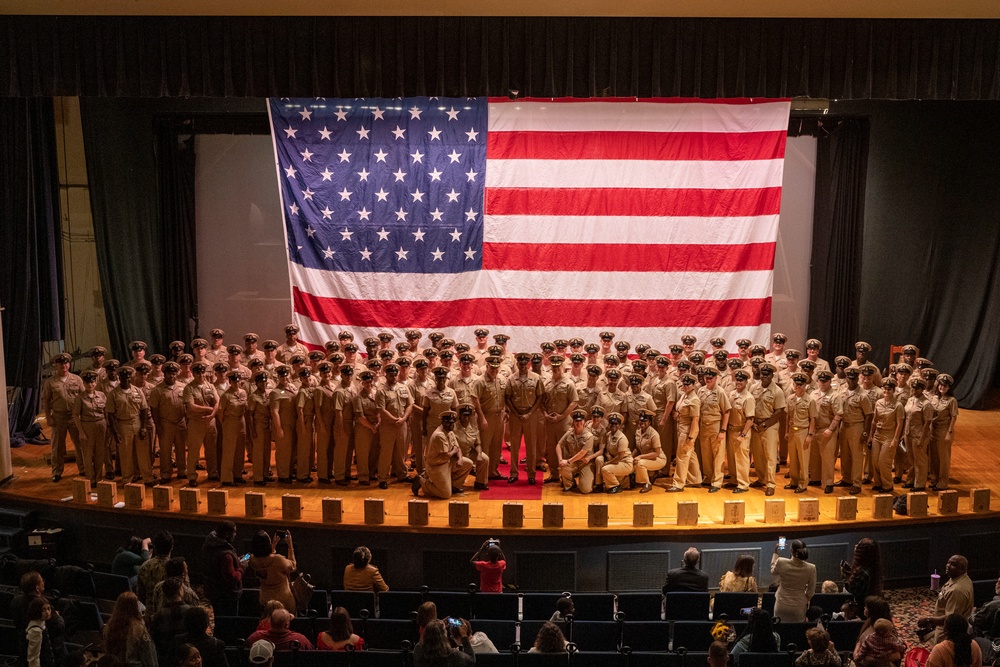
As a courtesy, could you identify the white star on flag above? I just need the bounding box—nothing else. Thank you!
[305,226,316,237]
[338,188,352,201]
[321,207,334,219]
[393,169,407,182]
[288,203,299,215]
[356,127,370,140]
[447,150,462,163]
[375,188,389,202]
[284,127,298,139]
[446,189,460,202]
[395,208,408,221]
[300,149,314,162]
[466,169,478,182]
[412,229,426,241]
[356,168,370,181]
[357,207,371,220]
[428,168,443,181]
[284,165,297,179]
[320,168,333,181]
[302,187,315,200]
[396,247,409,260]
[446,107,460,121]
[465,208,477,221]
[298,107,312,120]
[431,248,445,261]
[372,107,386,120]
[334,108,348,121]
[408,106,423,119]
[410,151,424,163]
[450,228,462,242]
[340,228,354,241]
[374,149,389,162]
[323,246,335,259]
[430,208,444,221]
[466,128,479,141]
[337,149,351,162]
[411,189,425,202]
[392,126,406,140]
[360,247,372,260]
[376,228,391,241]
[427,127,442,140]
[319,126,333,140]
[464,248,476,260]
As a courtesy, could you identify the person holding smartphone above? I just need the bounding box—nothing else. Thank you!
[413,618,475,667]
[771,538,817,622]
[200,521,244,616]
[249,530,297,614]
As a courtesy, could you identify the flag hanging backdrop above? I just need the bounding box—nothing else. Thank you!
[267,97,791,351]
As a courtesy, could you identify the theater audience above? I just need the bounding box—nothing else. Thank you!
[928,614,981,667]
[666,547,710,592]
[841,538,883,607]
[342,546,389,592]
[920,556,975,644]
[771,540,817,622]
[731,609,779,664]
[530,621,569,653]
[416,601,438,637]
[171,606,229,667]
[174,644,203,667]
[146,557,201,616]
[719,555,757,593]
[256,601,285,632]
[414,619,475,666]
[550,596,575,626]
[471,539,507,593]
[317,607,364,651]
[149,578,193,665]
[112,536,151,587]
[248,530,297,614]
[11,572,66,663]
[795,627,842,667]
[200,521,244,616]
[248,640,274,666]
[708,641,730,667]
[104,592,158,666]
[246,608,314,651]
[137,531,176,604]
[23,597,54,667]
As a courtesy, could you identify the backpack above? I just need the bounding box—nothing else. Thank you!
[893,495,909,515]
[904,646,931,667]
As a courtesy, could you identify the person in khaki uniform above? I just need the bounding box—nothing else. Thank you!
[541,356,579,483]
[267,365,298,484]
[472,356,507,481]
[622,374,656,452]
[750,363,786,496]
[312,362,336,484]
[246,372,273,485]
[929,374,959,490]
[577,364,603,414]
[218,370,248,486]
[505,353,545,485]
[784,372,818,492]
[332,366,357,485]
[41,352,85,482]
[412,410,472,499]
[149,361,187,482]
[449,353,478,405]
[903,376,935,491]
[725,369,756,494]
[72,370,108,484]
[423,367,459,457]
[666,373,702,492]
[405,359,430,474]
[184,361,220,486]
[295,367,317,483]
[633,409,666,493]
[376,363,413,488]
[697,366,732,492]
[808,370,843,493]
[556,409,598,493]
[649,356,678,465]
[600,412,633,493]
[598,368,626,416]
[206,329,227,364]
[836,367,873,494]
[106,366,155,485]
[352,371,380,485]
[276,324,309,364]
[868,378,904,493]
[454,403,490,490]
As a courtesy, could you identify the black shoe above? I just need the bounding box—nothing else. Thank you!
[808,480,822,487]
[222,482,235,487]
[834,480,852,487]
[903,482,915,489]
[639,483,652,493]
[723,483,737,489]
[378,481,389,490]
[196,463,206,471]
[254,481,267,487]
[143,481,157,488]
[51,475,61,483]
[527,476,536,485]
[489,474,505,481]
[871,486,883,493]
[335,479,349,486]
[507,474,519,484]
[749,480,765,488]
[784,472,791,479]
[159,478,171,485]
[562,486,574,493]
[765,487,775,496]
[474,482,490,491]
[499,458,508,465]
[665,486,684,493]
[862,477,872,485]
[297,476,312,484]
[709,486,721,493]
[105,473,115,481]
[359,480,371,486]
[607,485,622,494]
[452,487,466,496]
[543,477,560,484]
[593,484,604,493]
[824,485,834,494]
[783,484,796,490]
[188,480,199,488]
[207,475,221,482]
[893,475,903,484]
[318,478,331,484]
[850,486,862,495]
[794,487,807,493]
[733,487,749,494]
[411,476,422,496]
[233,479,247,486]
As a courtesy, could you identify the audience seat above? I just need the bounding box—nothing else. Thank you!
[615,592,663,621]
[761,592,776,615]
[664,592,711,620]
[973,579,996,608]
[672,621,746,652]
[736,652,796,667]
[474,592,521,620]
[306,589,329,616]
[424,590,475,620]
[621,620,672,652]
[827,620,863,652]
[360,618,418,650]
[375,590,423,619]
[775,621,813,650]
[522,592,570,620]
[238,588,263,618]
[712,593,758,620]
[810,593,854,615]
[470,619,518,650]
[563,620,622,651]
[90,571,132,602]
[213,615,260,645]
[329,590,377,619]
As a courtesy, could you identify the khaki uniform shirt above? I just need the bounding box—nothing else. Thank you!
[751,381,786,422]
[276,342,309,364]
[544,376,579,416]
[675,390,701,427]
[72,390,107,426]
[812,387,843,429]
[221,388,248,419]
[247,390,271,430]
[557,429,595,459]
[449,374,478,406]
[697,385,732,425]
[787,391,818,429]
[471,374,506,414]
[353,391,380,425]
[634,426,663,457]
[376,382,413,418]
[841,387,873,425]
[604,429,633,466]
[454,421,481,457]
[505,371,544,414]
[183,381,219,419]
[41,373,85,415]
[728,388,756,430]
[106,384,148,428]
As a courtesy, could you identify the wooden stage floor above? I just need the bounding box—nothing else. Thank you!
[4,404,999,536]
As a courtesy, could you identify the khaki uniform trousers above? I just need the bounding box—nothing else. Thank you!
[421,456,474,499]
[544,417,571,477]
[893,430,911,482]
[332,421,354,482]
[296,412,315,480]
[220,416,246,484]
[353,425,375,483]
[408,413,425,473]
[50,412,80,477]
[251,422,272,483]
[635,455,666,485]
[469,449,490,485]
[906,424,929,489]
[378,421,409,481]
[186,418,219,481]
[698,421,725,487]
[158,420,187,481]
[929,423,951,489]
[481,411,505,478]
[750,425,779,488]
[838,422,864,485]
[815,429,839,487]
[726,429,751,490]
[78,419,107,483]
[274,419,296,480]
[315,414,334,481]
[117,420,154,483]
[508,412,540,479]
[787,427,810,489]
[559,459,596,493]
[601,459,634,487]
[672,420,702,488]
[870,428,897,489]
[656,411,676,465]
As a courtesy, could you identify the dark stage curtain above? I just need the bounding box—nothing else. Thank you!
[5,17,1000,100]
[0,98,64,434]
[80,100,199,358]
[807,117,870,366]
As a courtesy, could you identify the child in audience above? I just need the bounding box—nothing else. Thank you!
[822,581,840,594]
[854,618,906,667]
[795,627,842,667]
[709,641,730,667]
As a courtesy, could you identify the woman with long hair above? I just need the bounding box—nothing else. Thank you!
[530,621,569,653]
[104,592,158,666]
[720,555,758,592]
[928,614,981,667]
[731,609,780,663]
[317,607,364,651]
[413,619,474,666]
[771,540,817,622]
[853,596,893,659]
[841,538,883,606]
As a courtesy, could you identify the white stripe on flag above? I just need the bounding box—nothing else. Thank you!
[483,214,780,245]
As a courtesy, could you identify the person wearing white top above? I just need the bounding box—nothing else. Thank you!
[771,539,817,622]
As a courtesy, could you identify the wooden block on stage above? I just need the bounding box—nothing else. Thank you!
[797,497,819,522]
[72,478,91,503]
[764,499,785,523]
[123,483,145,509]
[152,485,174,511]
[677,500,699,526]
[723,499,745,525]
[588,503,608,527]
[937,489,959,514]
[364,498,385,525]
[633,502,654,527]
[449,501,470,527]
[972,488,991,513]
[282,494,302,521]
[321,498,343,523]
[502,503,524,528]
[907,492,929,517]
[245,491,266,518]
[836,496,858,521]
[408,499,429,526]
[179,487,200,513]
[96,481,117,507]
[207,489,229,515]
[872,494,894,520]
[542,503,564,528]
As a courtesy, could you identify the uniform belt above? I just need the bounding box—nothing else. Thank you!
[80,418,105,423]
[791,426,809,431]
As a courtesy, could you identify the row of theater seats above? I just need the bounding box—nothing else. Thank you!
[214,615,864,654]
[239,589,856,622]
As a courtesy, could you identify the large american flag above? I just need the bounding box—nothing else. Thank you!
[267,97,791,350]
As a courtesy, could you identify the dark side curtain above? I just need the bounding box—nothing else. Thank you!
[80,99,198,359]
[5,17,1000,100]
[0,98,64,433]
[807,117,870,365]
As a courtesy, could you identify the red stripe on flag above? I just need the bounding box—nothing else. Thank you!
[485,187,783,218]
[481,242,775,273]
[487,97,791,104]
[488,131,788,161]
[293,287,771,329]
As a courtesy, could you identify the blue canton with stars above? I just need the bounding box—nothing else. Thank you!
[269,97,487,273]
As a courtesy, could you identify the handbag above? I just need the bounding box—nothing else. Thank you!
[290,572,315,614]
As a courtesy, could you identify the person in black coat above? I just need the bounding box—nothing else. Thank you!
[199,521,244,616]
[171,606,229,667]
[664,547,710,592]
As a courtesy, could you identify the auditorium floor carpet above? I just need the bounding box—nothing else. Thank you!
[3,400,999,535]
